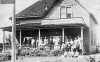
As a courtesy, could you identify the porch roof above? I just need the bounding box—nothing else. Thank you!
[1,18,88,31]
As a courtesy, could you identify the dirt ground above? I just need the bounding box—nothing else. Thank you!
[4,56,88,62]
[4,54,100,62]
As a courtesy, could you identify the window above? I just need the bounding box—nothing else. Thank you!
[67,7,72,18]
[60,6,72,19]
[60,6,67,19]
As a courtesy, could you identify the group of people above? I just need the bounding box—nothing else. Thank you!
[23,37,37,48]
[23,37,52,48]
[23,36,83,57]
[62,36,83,57]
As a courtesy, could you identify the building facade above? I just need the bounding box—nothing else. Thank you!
[2,0,98,54]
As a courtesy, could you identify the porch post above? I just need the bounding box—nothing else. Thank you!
[38,29,41,46]
[62,28,64,43]
[81,27,84,54]
[19,29,22,47]
[3,30,5,52]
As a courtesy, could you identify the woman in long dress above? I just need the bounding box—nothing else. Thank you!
[31,38,35,48]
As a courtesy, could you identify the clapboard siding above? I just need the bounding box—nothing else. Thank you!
[0,0,14,4]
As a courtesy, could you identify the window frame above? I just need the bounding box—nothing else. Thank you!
[60,6,73,19]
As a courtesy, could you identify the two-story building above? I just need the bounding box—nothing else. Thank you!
[1,0,98,54]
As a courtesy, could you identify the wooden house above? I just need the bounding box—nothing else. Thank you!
[1,0,98,54]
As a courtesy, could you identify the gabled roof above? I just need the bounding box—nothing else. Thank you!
[16,0,58,19]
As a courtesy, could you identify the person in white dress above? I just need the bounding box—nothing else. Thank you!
[39,38,43,47]
[31,38,35,48]
[53,36,60,50]
[44,37,48,46]
[36,37,43,47]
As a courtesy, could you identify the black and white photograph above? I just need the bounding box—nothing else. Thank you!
[0,0,100,62]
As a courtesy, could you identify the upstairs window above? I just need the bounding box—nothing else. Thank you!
[60,6,67,19]
[67,7,72,18]
[60,6,72,19]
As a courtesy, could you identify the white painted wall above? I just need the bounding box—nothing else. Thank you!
[44,0,90,27]
[72,2,90,27]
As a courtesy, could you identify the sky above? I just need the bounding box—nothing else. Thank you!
[0,4,13,27]
[16,0,38,14]
[0,0,100,43]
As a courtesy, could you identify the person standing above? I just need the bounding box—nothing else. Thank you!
[31,37,35,48]
[70,38,74,51]
[44,37,48,46]
[23,37,27,46]
[73,37,79,57]
[53,36,60,50]
[77,36,82,55]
